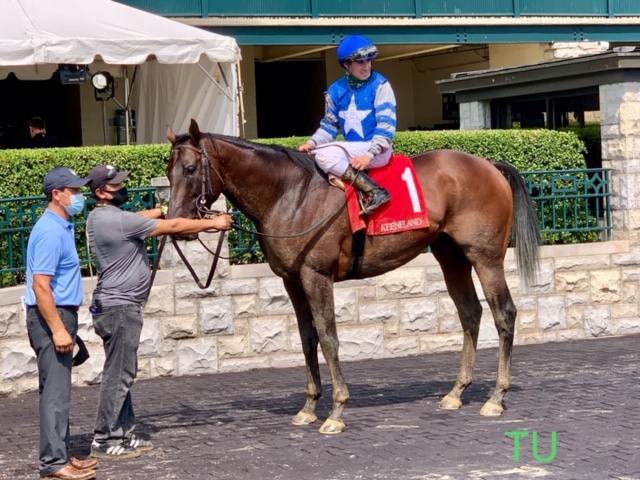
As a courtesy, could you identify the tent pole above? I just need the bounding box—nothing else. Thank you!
[124,66,130,145]
[102,101,107,145]
[236,61,246,138]
[196,62,234,102]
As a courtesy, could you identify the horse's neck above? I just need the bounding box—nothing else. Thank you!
[218,141,315,224]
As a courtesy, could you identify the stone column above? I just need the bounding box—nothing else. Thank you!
[599,82,640,245]
[459,101,491,130]
[544,41,609,61]
[150,175,230,282]
[151,176,170,206]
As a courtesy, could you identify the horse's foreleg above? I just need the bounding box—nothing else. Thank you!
[432,242,482,410]
[476,266,517,416]
[283,279,322,426]
[299,269,348,434]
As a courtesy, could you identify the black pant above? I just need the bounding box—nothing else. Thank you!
[93,304,143,445]
[26,306,78,478]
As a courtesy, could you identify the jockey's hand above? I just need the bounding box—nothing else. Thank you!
[298,142,314,153]
[350,155,372,171]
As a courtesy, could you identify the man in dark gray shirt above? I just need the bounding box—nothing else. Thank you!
[86,164,233,459]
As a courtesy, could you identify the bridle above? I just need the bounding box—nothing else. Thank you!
[150,138,228,291]
[171,140,225,218]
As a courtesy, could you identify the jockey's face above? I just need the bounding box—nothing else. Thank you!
[345,59,372,81]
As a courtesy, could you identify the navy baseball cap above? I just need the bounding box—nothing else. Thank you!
[87,164,130,194]
[43,167,91,195]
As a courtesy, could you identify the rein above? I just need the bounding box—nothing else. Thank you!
[158,136,348,289]
[174,137,348,240]
[171,231,227,289]
[147,229,226,294]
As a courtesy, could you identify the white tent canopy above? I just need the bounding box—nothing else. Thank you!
[0,0,241,142]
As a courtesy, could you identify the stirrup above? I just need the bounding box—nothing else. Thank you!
[362,189,391,215]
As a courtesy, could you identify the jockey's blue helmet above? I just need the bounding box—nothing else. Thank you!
[337,35,379,67]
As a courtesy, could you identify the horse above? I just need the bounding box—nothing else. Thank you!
[166,119,541,434]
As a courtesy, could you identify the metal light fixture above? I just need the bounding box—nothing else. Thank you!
[92,71,115,101]
[58,64,88,84]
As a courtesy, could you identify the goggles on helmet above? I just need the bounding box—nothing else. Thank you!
[342,44,378,64]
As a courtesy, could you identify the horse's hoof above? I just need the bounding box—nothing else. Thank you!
[318,418,346,435]
[291,411,317,426]
[439,394,462,410]
[479,401,504,416]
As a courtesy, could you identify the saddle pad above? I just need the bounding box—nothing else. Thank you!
[346,154,429,235]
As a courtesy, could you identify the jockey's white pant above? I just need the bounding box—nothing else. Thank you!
[313,141,393,177]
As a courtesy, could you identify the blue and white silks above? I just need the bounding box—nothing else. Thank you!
[309,72,397,177]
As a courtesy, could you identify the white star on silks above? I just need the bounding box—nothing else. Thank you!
[339,95,371,139]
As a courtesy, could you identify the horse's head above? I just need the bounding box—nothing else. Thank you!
[166,119,223,240]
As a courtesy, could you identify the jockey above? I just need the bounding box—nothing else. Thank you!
[299,35,397,215]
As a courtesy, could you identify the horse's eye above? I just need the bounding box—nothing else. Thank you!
[185,165,197,175]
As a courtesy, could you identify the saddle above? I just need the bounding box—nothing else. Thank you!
[334,154,429,235]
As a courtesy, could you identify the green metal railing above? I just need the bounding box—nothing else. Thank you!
[0,168,613,284]
[228,207,262,263]
[0,188,157,286]
[522,168,612,242]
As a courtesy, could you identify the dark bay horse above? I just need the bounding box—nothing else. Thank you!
[166,120,540,434]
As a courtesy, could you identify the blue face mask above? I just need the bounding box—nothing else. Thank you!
[62,192,85,216]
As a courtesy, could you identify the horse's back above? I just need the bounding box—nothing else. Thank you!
[411,149,514,243]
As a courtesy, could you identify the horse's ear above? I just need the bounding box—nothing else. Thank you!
[167,126,176,145]
[189,119,201,144]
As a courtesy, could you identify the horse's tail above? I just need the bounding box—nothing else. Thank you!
[493,161,541,289]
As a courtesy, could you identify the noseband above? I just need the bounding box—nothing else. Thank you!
[171,140,225,217]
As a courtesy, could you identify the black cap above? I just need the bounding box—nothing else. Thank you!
[87,164,130,194]
[43,167,91,195]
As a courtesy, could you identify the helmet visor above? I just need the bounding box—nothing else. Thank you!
[344,44,378,63]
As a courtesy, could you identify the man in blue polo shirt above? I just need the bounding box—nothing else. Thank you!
[25,167,97,480]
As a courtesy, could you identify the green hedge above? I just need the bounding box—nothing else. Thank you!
[0,145,171,198]
[256,129,587,171]
[0,129,586,197]
[0,130,590,276]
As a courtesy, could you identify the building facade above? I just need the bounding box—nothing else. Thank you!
[118,1,640,139]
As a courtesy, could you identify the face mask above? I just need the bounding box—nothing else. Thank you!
[61,192,85,216]
[108,187,129,207]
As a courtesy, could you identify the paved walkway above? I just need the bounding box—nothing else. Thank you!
[0,335,638,480]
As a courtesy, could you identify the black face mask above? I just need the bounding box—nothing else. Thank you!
[108,186,129,207]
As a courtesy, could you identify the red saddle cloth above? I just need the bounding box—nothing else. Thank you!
[345,154,429,235]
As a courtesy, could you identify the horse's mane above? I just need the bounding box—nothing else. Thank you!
[175,132,328,180]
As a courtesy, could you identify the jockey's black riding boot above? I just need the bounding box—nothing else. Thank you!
[341,167,391,215]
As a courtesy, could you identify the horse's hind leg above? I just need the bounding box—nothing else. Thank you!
[431,236,483,410]
[474,263,517,416]
[283,279,322,426]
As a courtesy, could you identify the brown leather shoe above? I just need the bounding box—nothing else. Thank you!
[70,456,98,470]
[44,463,96,480]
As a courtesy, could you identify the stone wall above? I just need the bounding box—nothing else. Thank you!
[2,236,638,397]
